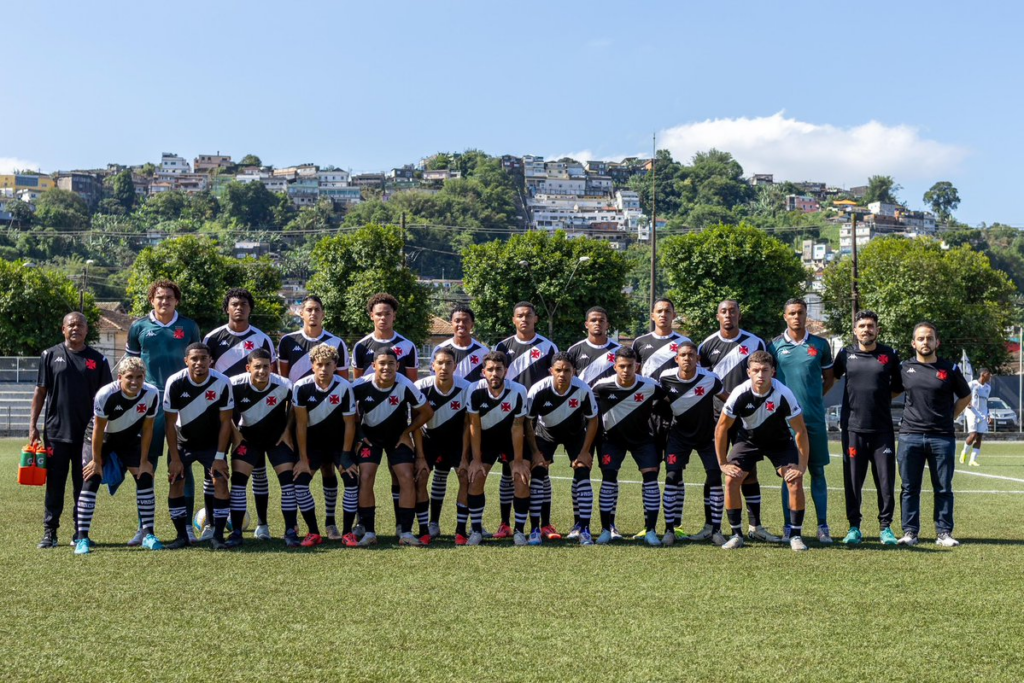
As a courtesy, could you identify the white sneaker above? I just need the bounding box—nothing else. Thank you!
[897,532,919,546]
[711,530,728,546]
[466,531,483,546]
[817,525,833,545]
[688,524,713,541]
[427,522,441,539]
[748,525,782,543]
[513,530,528,546]
[790,536,809,552]
[254,524,271,541]
[398,532,424,546]
[198,524,214,542]
[935,532,960,548]
[355,532,378,547]
[721,534,745,550]
[126,527,146,547]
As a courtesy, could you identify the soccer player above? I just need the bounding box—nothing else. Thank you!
[592,346,666,546]
[566,306,621,388]
[228,349,298,548]
[162,343,234,550]
[350,348,434,547]
[527,353,599,544]
[415,347,472,543]
[74,357,161,554]
[659,341,727,545]
[292,343,357,548]
[768,298,835,543]
[205,287,277,540]
[124,279,201,544]
[493,301,558,539]
[278,294,349,539]
[433,304,489,382]
[30,312,113,548]
[896,322,971,548]
[716,351,811,552]
[465,351,530,545]
[697,299,775,543]
[831,310,903,545]
[961,368,992,467]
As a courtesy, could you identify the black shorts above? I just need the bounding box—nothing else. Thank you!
[536,433,587,463]
[305,448,337,471]
[727,440,799,474]
[103,442,142,470]
[597,441,659,472]
[233,440,296,469]
[481,447,513,467]
[664,432,719,474]
[423,439,462,471]
[650,414,671,455]
[180,446,218,476]
[356,441,416,467]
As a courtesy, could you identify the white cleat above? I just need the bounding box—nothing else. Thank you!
[198,525,215,542]
[513,530,528,546]
[254,524,271,541]
[935,532,960,548]
[466,531,484,546]
[790,536,809,552]
[325,524,343,541]
[427,522,441,539]
[398,532,424,546]
[721,534,745,550]
[355,532,378,547]
[817,525,833,545]
[127,527,146,547]
[353,524,366,539]
[711,530,728,546]
[748,525,782,543]
[688,524,713,542]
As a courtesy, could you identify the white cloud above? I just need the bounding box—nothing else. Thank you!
[0,157,42,174]
[657,112,968,187]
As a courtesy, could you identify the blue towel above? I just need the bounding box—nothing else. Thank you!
[101,450,128,495]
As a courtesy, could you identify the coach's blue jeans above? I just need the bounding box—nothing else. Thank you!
[897,433,955,535]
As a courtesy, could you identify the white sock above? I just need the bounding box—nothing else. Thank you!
[961,443,971,456]
[970,448,980,462]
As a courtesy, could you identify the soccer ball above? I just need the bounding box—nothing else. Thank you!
[193,508,251,533]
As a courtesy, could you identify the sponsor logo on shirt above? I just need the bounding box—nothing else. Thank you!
[113,405,124,411]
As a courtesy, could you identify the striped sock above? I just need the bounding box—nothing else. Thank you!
[499,471,514,525]
[709,484,724,531]
[229,472,249,532]
[642,473,660,532]
[251,466,269,526]
[541,475,552,526]
[277,470,297,531]
[599,476,619,530]
[575,474,593,530]
[293,473,319,535]
[468,493,484,534]
[169,495,188,539]
[76,477,100,538]
[571,479,581,526]
[323,477,338,527]
[742,482,762,527]
[416,500,429,535]
[513,495,530,533]
[456,502,470,536]
[135,473,156,533]
[430,469,449,523]
[529,468,544,531]
[341,473,359,534]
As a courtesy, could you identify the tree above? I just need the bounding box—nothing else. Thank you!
[126,235,284,333]
[821,237,1014,370]
[0,259,100,355]
[5,198,34,228]
[238,154,262,167]
[461,230,630,349]
[182,190,219,223]
[864,175,901,205]
[34,189,91,229]
[138,190,188,225]
[221,181,278,228]
[307,224,431,345]
[658,223,808,341]
[923,181,960,223]
[111,170,136,213]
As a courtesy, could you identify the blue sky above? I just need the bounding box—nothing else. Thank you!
[2,1,1021,225]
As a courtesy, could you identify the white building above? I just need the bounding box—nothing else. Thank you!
[159,153,190,177]
[867,201,898,218]
[318,170,351,186]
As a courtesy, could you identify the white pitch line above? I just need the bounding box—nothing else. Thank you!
[826,453,1024,485]
[545,475,1024,495]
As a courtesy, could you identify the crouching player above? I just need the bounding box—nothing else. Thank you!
[716,351,811,551]
[74,357,162,554]
[228,348,296,547]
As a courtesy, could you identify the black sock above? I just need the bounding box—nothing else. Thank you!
[642,470,660,532]
[467,494,484,534]
[703,481,713,526]
[169,495,188,540]
[213,498,230,541]
[398,507,414,535]
[323,474,338,527]
[415,500,430,536]
[391,483,401,522]
[742,482,761,527]
[726,508,743,536]
[359,506,376,535]
[278,470,298,531]
[791,508,805,537]
[513,495,530,533]
[230,472,249,532]
[455,502,469,536]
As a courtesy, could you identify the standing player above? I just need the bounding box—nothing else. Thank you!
[697,299,775,543]
[205,288,277,540]
[433,304,489,382]
[465,352,530,545]
[228,349,297,548]
[162,343,234,550]
[527,353,599,545]
[961,368,992,467]
[592,347,667,546]
[896,322,971,547]
[416,347,471,543]
[124,279,201,544]
[768,298,835,544]
[73,357,161,554]
[350,348,433,547]
[292,344,357,547]
[659,341,727,545]
[831,310,903,545]
[493,302,558,539]
[277,294,349,540]
[716,351,812,552]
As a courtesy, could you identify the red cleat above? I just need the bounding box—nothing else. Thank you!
[455,533,469,545]
[493,523,513,539]
[541,525,562,541]
[300,533,323,547]
[419,534,433,546]
[342,532,359,547]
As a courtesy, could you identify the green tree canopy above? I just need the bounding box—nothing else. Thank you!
[35,189,91,230]
[0,259,100,355]
[238,154,262,167]
[111,170,136,213]
[864,175,901,205]
[923,181,960,223]
[221,181,279,228]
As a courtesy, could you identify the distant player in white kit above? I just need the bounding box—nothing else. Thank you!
[960,368,991,467]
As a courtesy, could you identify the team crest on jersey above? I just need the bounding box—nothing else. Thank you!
[766,401,776,412]
[606,353,615,362]
[633,393,645,403]
[530,348,541,359]
[173,328,185,339]
[394,347,404,357]
[450,400,461,410]
[937,370,948,381]
[329,394,340,404]
[669,343,678,352]
[694,386,705,397]
[470,355,480,364]
[601,454,612,466]
[807,347,818,357]
[266,396,277,406]
[136,403,147,414]
[360,446,372,459]
[500,453,509,463]
[500,402,511,412]
[85,359,97,370]
[878,354,889,365]
[739,346,749,355]
[568,398,579,408]
[388,395,400,406]
[244,341,255,351]
[848,447,857,457]
[205,390,217,401]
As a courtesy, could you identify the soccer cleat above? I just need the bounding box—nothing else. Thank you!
[355,532,378,547]
[688,524,713,542]
[566,523,582,540]
[662,530,676,547]
[325,525,343,541]
[481,525,494,539]
[748,525,782,543]
[896,531,919,546]
[579,528,594,546]
[186,525,198,544]
[541,525,561,541]
[428,522,441,539]
[969,460,980,467]
[644,530,662,547]
[141,534,164,550]
[609,525,624,541]
[419,534,433,546]
[711,530,728,546]
[721,534,745,550]
[198,525,215,542]
[528,528,543,546]
[674,528,689,541]
[395,525,402,537]
[209,536,229,550]
[595,529,613,545]
[284,529,302,548]
[37,530,58,549]
[224,530,244,549]
[790,536,809,552]
[341,532,359,547]
[631,529,647,540]
[817,525,833,545]
[300,533,324,548]
[254,524,271,541]
[493,523,514,539]
[959,450,967,464]
[935,532,960,548]
[513,530,529,546]
[842,527,863,545]
[74,538,91,555]
[69,535,93,548]
[126,527,146,547]
[466,531,484,546]
[352,524,366,539]
[454,533,470,546]
[879,527,898,545]
[398,532,424,546]
[165,536,190,550]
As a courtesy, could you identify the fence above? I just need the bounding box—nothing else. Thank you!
[0,357,40,383]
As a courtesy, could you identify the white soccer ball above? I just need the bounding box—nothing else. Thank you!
[193,508,251,532]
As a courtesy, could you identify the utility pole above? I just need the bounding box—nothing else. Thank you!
[400,212,407,267]
[850,212,860,331]
[649,133,657,331]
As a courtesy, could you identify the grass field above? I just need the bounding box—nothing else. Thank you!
[3,437,1024,682]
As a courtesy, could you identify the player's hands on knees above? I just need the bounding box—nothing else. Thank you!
[573,452,593,469]
[211,459,229,480]
[293,459,311,478]
[343,463,358,477]
[167,459,184,484]
[721,463,743,480]
[512,460,531,485]
[468,460,485,484]
[83,460,101,480]
[783,465,804,483]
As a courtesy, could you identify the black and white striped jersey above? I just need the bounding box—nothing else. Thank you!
[292,375,355,452]
[466,379,528,456]
[565,339,620,387]
[231,373,292,445]
[632,331,692,379]
[592,375,665,448]
[527,376,597,443]
[163,369,234,450]
[698,330,765,394]
[494,334,558,390]
[658,367,723,445]
[203,324,276,378]
[352,374,427,447]
[278,330,349,383]
[93,380,160,449]
[351,332,418,375]
[723,378,802,447]
[432,338,489,382]
[416,376,471,447]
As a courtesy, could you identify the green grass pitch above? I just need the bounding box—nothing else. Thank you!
[2,438,1024,682]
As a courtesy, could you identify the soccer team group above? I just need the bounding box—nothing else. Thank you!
[31,278,986,555]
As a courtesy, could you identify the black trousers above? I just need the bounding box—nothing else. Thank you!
[840,429,896,528]
[43,437,87,534]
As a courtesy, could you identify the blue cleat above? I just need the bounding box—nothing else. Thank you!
[644,530,663,547]
[141,534,164,550]
[596,528,613,545]
[565,523,583,540]
[579,528,594,546]
[74,538,91,555]
[528,528,543,546]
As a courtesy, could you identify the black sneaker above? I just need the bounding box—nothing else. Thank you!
[284,529,302,548]
[165,536,191,550]
[209,536,228,550]
[224,530,244,549]
[38,529,58,549]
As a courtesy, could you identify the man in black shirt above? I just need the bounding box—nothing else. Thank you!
[896,322,971,548]
[831,310,903,545]
[30,312,113,548]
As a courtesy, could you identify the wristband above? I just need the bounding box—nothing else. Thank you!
[214,451,227,462]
